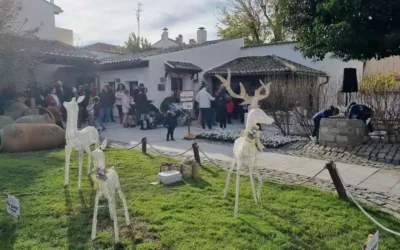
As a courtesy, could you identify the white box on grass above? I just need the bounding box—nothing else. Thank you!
[157,170,182,185]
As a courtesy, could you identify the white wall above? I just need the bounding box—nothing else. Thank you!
[148,38,244,108]
[4,0,61,40]
[152,39,179,49]
[55,27,73,45]
[96,68,149,92]
[241,43,364,105]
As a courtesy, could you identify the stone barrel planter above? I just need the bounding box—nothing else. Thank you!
[319,118,370,148]
[0,116,14,130]
[0,123,65,153]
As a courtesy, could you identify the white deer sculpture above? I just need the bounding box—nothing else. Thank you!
[216,70,274,217]
[64,96,100,189]
[91,139,130,243]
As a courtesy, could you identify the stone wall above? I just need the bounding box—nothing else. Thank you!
[319,118,370,147]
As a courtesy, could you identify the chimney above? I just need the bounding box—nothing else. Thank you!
[175,34,183,44]
[197,27,207,43]
[189,39,196,45]
[162,28,169,41]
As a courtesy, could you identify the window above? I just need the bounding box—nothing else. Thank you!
[158,84,166,91]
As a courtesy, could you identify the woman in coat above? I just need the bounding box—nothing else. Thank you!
[115,84,126,124]
[121,89,131,128]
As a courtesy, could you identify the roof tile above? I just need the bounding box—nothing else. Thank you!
[204,56,326,76]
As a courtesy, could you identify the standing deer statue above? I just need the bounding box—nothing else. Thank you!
[216,70,274,217]
[91,139,130,243]
[64,96,100,189]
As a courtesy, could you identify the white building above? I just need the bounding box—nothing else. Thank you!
[87,28,363,109]
[2,0,98,87]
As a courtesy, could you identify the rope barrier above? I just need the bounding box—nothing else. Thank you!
[198,147,222,167]
[336,170,400,237]
[147,142,192,157]
[280,167,326,186]
[126,141,142,150]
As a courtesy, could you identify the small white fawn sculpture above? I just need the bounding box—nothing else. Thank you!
[216,70,274,217]
[64,96,100,189]
[91,139,130,243]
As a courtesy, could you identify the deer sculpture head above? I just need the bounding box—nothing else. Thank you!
[91,138,108,179]
[63,96,85,115]
[215,70,274,130]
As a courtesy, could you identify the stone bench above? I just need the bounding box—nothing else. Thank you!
[319,118,370,148]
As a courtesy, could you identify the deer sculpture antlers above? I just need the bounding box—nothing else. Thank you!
[215,69,271,108]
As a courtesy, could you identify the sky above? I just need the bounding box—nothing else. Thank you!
[55,0,226,46]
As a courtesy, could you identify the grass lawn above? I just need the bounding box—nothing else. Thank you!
[0,148,399,250]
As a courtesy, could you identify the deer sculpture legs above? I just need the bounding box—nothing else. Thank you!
[223,157,263,217]
[91,188,130,243]
[64,146,72,187]
[64,146,93,189]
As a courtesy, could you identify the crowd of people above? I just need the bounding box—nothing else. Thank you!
[195,82,235,130]
[0,81,154,132]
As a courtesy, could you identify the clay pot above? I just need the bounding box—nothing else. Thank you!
[46,106,62,123]
[0,116,14,130]
[14,113,55,124]
[0,123,65,153]
[4,102,34,120]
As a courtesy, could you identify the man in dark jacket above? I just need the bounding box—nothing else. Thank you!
[216,86,229,129]
[311,106,339,142]
[135,83,149,130]
[348,102,374,132]
[99,84,115,123]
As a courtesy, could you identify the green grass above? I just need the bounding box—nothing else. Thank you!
[0,149,400,250]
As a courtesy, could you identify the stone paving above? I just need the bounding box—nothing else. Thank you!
[109,138,400,218]
[277,141,400,169]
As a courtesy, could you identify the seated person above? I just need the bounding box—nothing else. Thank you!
[311,106,339,142]
[347,102,374,133]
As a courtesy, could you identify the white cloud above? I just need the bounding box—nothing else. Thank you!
[54,0,226,46]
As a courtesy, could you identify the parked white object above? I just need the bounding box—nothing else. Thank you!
[91,139,130,243]
[216,70,274,217]
[64,96,100,189]
[157,170,183,185]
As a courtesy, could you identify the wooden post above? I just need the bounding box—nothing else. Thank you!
[141,137,147,154]
[192,143,201,165]
[326,161,348,200]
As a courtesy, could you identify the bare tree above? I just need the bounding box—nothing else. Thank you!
[0,0,40,89]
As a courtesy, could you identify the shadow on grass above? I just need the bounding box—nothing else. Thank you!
[65,188,94,250]
[200,165,219,178]
[0,219,17,250]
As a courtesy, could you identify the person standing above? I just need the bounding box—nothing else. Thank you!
[226,98,234,124]
[115,83,126,124]
[216,85,228,129]
[90,83,98,97]
[311,106,339,142]
[165,105,178,141]
[93,96,106,131]
[99,84,115,124]
[135,83,150,130]
[55,81,73,121]
[46,87,63,129]
[195,83,215,130]
[121,89,131,128]
[77,85,88,128]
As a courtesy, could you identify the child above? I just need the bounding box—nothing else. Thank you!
[226,99,234,124]
[121,89,131,128]
[128,96,137,128]
[311,106,339,142]
[165,105,178,141]
[86,97,95,126]
[93,96,106,131]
